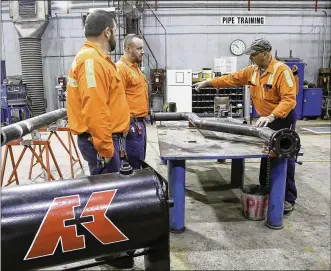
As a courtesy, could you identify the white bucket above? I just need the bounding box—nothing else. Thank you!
[241,184,269,221]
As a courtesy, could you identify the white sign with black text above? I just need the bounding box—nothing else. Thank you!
[214,57,237,74]
[221,16,266,25]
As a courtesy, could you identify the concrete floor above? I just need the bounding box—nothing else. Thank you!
[1,119,330,270]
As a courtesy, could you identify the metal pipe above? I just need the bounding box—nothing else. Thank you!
[321,10,328,68]
[145,2,167,70]
[315,0,318,12]
[1,108,67,146]
[144,4,331,9]
[142,36,159,69]
[150,112,301,158]
[1,167,171,271]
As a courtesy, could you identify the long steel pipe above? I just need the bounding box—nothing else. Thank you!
[150,112,301,157]
[1,167,171,271]
[1,108,67,146]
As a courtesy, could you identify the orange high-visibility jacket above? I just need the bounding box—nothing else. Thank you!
[211,58,297,118]
[66,41,130,158]
[116,56,149,117]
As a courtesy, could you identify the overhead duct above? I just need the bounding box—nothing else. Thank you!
[9,0,50,116]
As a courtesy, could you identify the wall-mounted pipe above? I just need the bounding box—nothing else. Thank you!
[142,3,331,10]
[145,2,167,70]
[150,112,301,158]
[316,0,318,12]
[10,1,50,116]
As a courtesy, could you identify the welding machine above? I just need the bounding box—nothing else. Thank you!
[1,76,30,125]
[1,77,28,107]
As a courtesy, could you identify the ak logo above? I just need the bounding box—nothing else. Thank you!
[24,189,128,260]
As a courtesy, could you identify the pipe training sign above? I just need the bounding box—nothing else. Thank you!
[221,16,266,25]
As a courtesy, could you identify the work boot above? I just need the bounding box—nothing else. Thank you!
[284,201,295,213]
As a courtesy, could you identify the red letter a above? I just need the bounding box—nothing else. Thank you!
[24,195,85,260]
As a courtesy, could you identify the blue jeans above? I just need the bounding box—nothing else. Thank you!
[259,110,297,203]
[126,121,147,170]
[77,134,122,175]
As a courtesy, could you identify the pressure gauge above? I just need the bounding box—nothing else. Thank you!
[230,39,246,56]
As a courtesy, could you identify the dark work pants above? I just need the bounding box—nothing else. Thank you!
[77,133,133,267]
[259,110,297,204]
[126,121,147,170]
[77,134,122,175]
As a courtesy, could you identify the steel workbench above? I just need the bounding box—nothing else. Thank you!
[156,121,303,232]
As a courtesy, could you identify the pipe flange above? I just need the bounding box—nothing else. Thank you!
[269,128,301,157]
[1,131,7,146]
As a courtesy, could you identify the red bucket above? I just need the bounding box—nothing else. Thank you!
[241,184,269,221]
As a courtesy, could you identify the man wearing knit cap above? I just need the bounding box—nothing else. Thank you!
[194,38,298,213]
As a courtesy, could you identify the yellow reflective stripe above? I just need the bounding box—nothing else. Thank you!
[67,76,78,88]
[267,62,283,85]
[71,48,96,72]
[85,59,96,88]
[71,60,77,72]
[77,48,96,57]
[283,70,294,87]
[119,60,137,78]
[251,69,257,85]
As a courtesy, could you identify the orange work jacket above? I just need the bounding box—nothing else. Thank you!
[116,56,149,117]
[211,58,297,118]
[66,40,130,158]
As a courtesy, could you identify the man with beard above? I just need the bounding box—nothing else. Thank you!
[116,34,149,169]
[193,38,298,213]
[66,10,130,176]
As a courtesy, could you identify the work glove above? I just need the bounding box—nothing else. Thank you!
[192,79,212,92]
[255,114,276,127]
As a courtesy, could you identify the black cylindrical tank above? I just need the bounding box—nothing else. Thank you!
[1,168,170,270]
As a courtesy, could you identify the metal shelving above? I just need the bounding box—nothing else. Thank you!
[191,86,244,117]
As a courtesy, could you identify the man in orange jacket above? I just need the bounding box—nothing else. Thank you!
[66,10,130,176]
[116,34,149,169]
[194,38,298,213]
[66,10,133,269]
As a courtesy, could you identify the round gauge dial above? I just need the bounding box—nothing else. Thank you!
[230,39,246,56]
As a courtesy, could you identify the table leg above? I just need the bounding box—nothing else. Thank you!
[265,157,288,230]
[168,160,186,233]
[231,158,245,188]
[217,159,226,163]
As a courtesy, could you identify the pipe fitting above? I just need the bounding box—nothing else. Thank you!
[268,128,301,157]
[151,112,301,157]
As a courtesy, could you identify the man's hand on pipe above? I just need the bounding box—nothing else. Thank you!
[255,114,276,127]
[192,79,213,92]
